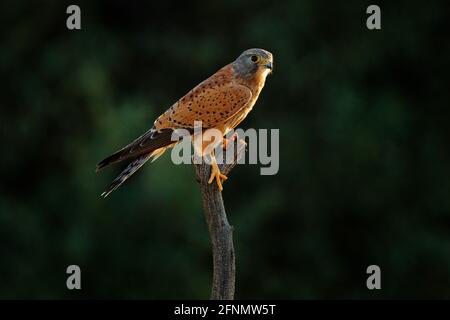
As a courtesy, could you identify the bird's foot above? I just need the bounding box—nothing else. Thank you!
[238,138,247,146]
[208,162,228,191]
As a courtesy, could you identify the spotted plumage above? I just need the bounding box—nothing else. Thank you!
[97,48,273,196]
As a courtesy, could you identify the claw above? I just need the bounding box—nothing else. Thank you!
[238,138,247,146]
[208,163,228,191]
[222,132,239,150]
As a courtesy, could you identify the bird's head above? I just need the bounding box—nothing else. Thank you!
[233,48,273,80]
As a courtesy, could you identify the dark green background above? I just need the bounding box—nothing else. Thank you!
[1,0,449,298]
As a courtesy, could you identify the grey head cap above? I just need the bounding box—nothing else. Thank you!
[233,48,273,78]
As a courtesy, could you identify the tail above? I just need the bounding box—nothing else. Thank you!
[100,148,167,198]
[96,128,176,172]
[97,127,188,197]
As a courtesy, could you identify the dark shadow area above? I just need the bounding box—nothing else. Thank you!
[0,0,449,298]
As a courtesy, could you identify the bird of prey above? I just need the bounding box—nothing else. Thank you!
[97,48,273,197]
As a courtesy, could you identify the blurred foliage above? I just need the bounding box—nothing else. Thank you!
[0,0,449,298]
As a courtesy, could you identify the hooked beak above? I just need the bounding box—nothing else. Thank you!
[264,61,273,71]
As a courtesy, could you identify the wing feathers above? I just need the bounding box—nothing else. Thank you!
[154,68,253,131]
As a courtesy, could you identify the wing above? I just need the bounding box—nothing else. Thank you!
[154,69,253,130]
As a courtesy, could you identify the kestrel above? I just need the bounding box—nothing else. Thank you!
[97,48,273,197]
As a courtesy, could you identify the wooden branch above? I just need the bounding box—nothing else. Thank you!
[194,141,246,300]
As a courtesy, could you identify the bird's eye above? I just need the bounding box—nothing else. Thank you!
[250,55,260,63]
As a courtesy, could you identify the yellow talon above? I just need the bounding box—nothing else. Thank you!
[208,162,228,191]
